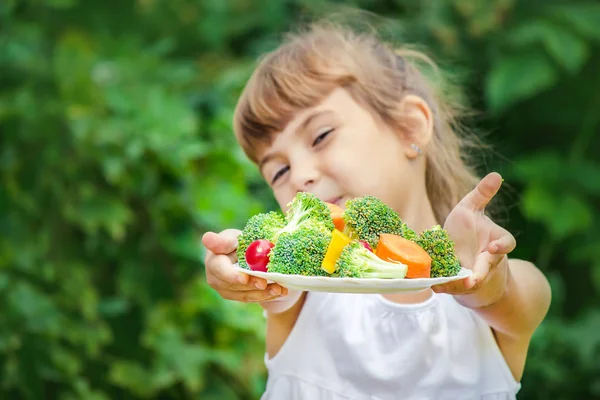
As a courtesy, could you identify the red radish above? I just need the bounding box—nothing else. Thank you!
[359,240,373,252]
[245,239,274,272]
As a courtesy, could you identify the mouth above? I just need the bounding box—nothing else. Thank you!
[324,196,343,207]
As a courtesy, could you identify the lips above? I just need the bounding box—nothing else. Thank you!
[325,196,343,207]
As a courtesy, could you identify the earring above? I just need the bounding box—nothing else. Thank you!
[410,143,423,155]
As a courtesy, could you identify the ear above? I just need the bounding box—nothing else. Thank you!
[397,95,434,159]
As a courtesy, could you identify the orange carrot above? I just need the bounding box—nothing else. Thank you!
[326,202,345,232]
[375,234,432,278]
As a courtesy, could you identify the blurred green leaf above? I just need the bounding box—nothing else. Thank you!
[548,3,600,41]
[564,311,600,366]
[49,345,81,377]
[97,297,131,318]
[510,152,600,195]
[592,262,600,294]
[510,152,564,184]
[7,283,63,336]
[63,194,133,241]
[486,50,558,113]
[46,0,77,8]
[506,20,589,73]
[521,184,594,240]
[145,326,208,392]
[108,361,156,397]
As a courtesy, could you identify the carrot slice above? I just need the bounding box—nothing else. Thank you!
[375,234,432,278]
[326,202,345,232]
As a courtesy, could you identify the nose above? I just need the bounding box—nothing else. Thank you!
[290,155,321,192]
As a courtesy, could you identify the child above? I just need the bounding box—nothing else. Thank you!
[201,22,551,400]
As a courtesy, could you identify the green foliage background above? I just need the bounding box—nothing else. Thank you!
[1,0,599,399]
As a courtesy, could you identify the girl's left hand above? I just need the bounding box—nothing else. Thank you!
[431,172,516,300]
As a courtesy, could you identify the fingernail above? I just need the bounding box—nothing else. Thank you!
[255,282,262,289]
[270,288,279,296]
[238,276,245,284]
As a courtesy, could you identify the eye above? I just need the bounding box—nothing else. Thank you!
[312,128,334,146]
[271,166,289,184]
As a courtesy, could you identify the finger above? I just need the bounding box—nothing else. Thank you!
[466,251,503,290]
[201,229,241,255]
[208,261,275,292]
[206,252,247,286]
[213,276,270,291]
[220,284,288,303]
[207,258,275,291]
[488,230,516,255]
[431,282,451,294]
[248,276,272,290]
[222,277,288,295]
[231,273,269,290]
[460,172,503,212]
[434,250,505,295]
[432,278,469,294]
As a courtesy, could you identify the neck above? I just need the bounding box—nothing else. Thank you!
[382,181,439,304]
[401,184,439,234]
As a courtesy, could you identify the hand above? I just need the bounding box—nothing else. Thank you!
[431,172,516,304]
[202,229,288,303]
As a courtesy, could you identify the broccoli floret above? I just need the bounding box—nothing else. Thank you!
[415,225,461,277]
[343,196,412,248]
[276,192,334,238]
[401,222,417,241]
[335,241,408,278]
[268,225,332,276]
[236,212,286,269]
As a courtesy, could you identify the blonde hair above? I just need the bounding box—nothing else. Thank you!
[233,22,482,224]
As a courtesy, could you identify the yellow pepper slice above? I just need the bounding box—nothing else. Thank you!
[321,229,352,274]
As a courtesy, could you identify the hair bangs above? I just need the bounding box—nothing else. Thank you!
[234,41,355,163]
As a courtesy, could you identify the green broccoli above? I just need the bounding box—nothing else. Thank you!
[343,196,414,248]
[401,222,417,241]
[415,225,461,277]
[236,211,286,269]
[334,241,408,278]
[276,192,335,238]
[268,225,332,276]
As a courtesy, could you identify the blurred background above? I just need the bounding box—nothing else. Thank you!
[1,0,600,399]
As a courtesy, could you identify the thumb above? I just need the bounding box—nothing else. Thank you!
[460,172,503,212]
[464,251,504,290]
[201,229,240,255]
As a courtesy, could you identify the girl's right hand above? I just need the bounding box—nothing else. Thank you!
[201,229,289,303]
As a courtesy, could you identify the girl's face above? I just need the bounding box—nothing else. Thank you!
[257,88,434,228]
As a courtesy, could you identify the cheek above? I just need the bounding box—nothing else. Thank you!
[274,189,295,212]
[323,146,384,193]
[329,137,414,201]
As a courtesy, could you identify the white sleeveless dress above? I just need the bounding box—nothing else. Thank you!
[261,291,521,400]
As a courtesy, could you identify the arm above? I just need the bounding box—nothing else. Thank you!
[263,291,307,359]
[454,257,551,381]
[202,229,307,359]
[455,258,551,340]
[436,173,552,381]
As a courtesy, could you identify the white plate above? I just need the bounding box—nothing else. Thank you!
[235,264,472,294]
